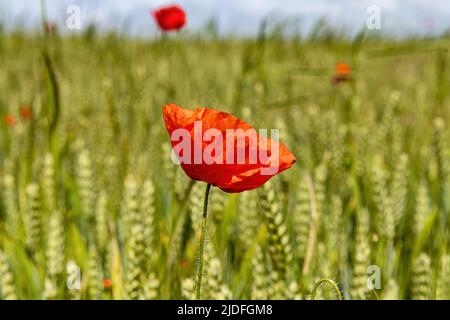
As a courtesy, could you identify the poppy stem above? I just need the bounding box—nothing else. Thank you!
[195,183,212,300]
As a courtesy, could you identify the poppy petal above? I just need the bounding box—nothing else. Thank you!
[162,104,296,193]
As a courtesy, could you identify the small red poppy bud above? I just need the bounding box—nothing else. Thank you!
[20,105,32,120]
[103,278,112,289]
[152,5,186,32]
[4,114,16,128]
[180,259,189,269]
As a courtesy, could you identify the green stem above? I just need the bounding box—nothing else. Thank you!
[40,0,47,30]
[195,183,212,300]
[311,279,343,300]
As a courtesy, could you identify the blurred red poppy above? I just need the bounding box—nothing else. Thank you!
[103,278,112,289]
[332,62,352,85]
[4,114,15,127]
[152,5,186,31]
[162,104,296,193]
[335,62,351,76]
[180,258,190,269]
[20,105,32,120]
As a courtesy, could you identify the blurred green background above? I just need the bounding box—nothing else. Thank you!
[0,10,449,300]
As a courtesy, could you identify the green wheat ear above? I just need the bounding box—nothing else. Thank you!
[313,164,327,220]
[0,250,17,300]
[286,281,302,300]
[432,118,448,199]
[45,210,65,294]
[436,255,450,299]
[141,179,156,266]
[25,183,42,255]
[413,179,432,237]
[142,273,160,300]
[76,148,96,221]
[391,153,409,227]
[383,279,399,300]
[351,208,370,300]
[181,278,196,300]
[202,240,232,300]
[325,195,342,267]
[42,153,57,211]
[95,191,109,252]
[411,253,431,300]
[237,189,259,249]
[189,182,205,232]
[2,174,22,239]
[371,158,395,243]
[87,245,102,299]
[121,176,147,300]
[122,175,140,243]
[293,175,310,263]
[258,181,292,281]
[310,279,343,300]
[251,245,271,300]
[162,142,176,189]
[209,186,227,226]
[324,111,346,193]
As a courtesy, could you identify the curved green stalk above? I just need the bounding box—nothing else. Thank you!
[311,279,343,300]
[196,183,212,300]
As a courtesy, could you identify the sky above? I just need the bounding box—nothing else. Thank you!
[1,0,450,37]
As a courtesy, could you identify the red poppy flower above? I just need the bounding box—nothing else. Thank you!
[20,105,32,120]
[332,62,352,85]
[335,62,351,76]
[4,114,15,128]
[152,5,186,31]
[162,104,296,193]
[103,278,112,289]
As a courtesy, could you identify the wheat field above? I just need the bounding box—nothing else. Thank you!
[0,29,449,300]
